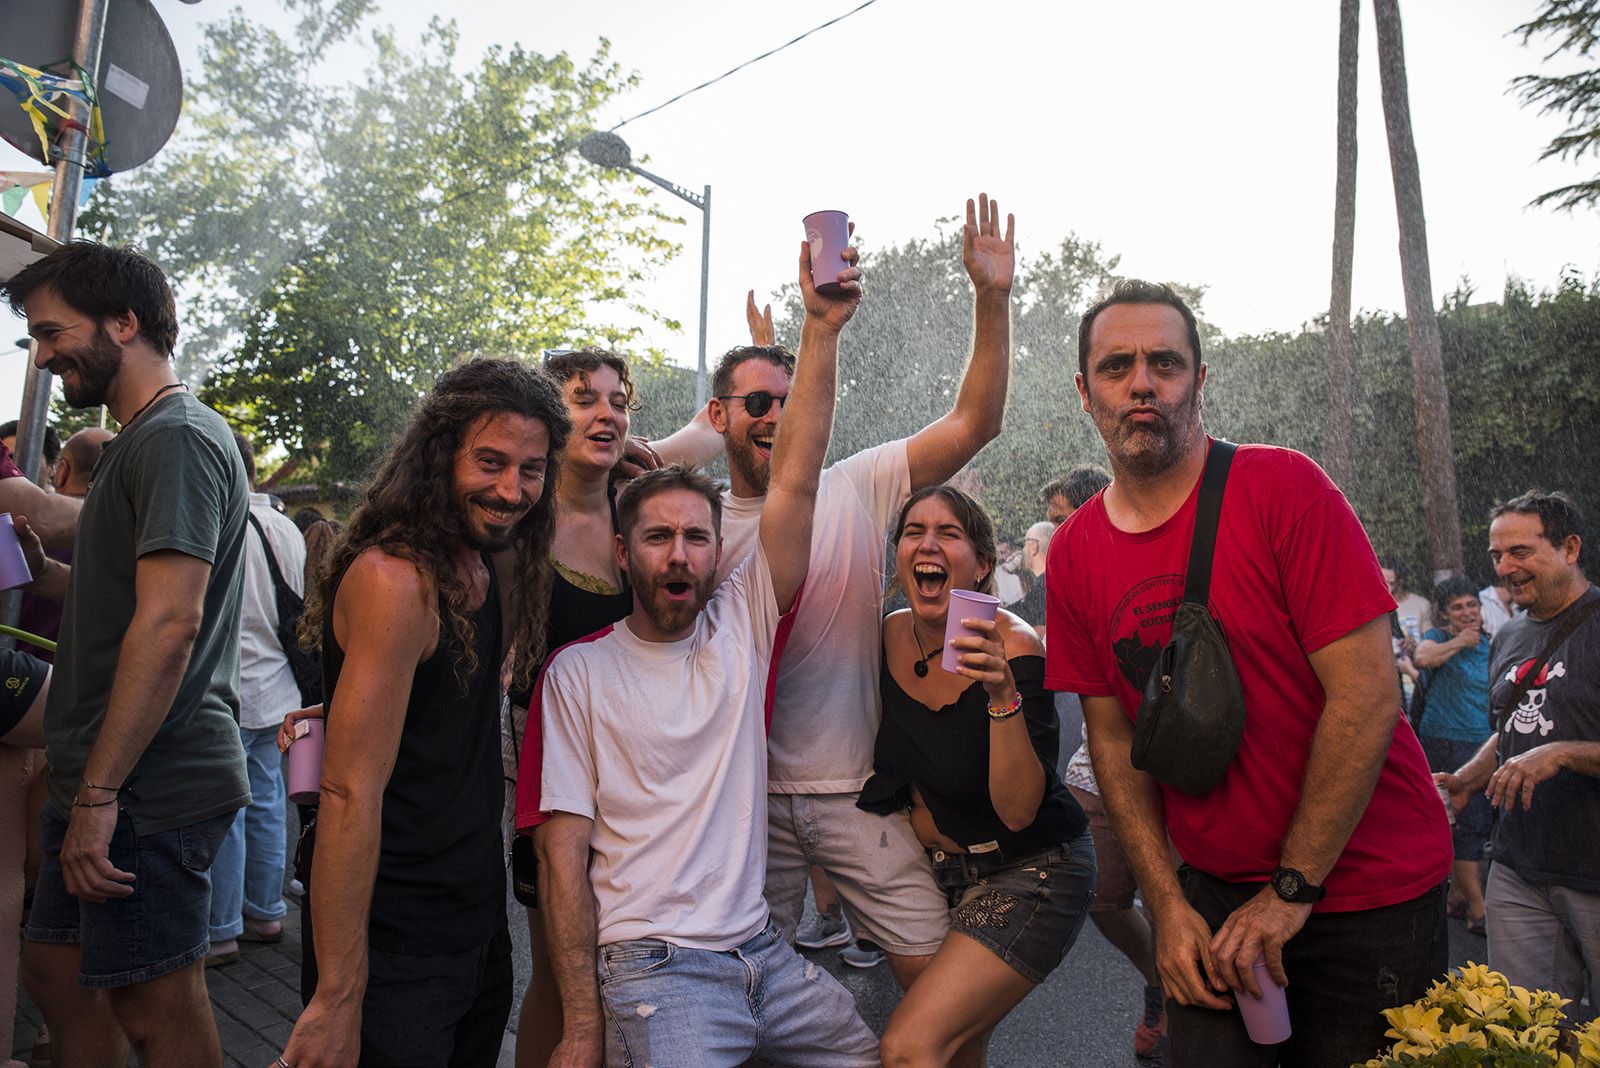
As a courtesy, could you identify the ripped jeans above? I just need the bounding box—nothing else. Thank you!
[596,919,877,1068]
[1167,869,1447,1068]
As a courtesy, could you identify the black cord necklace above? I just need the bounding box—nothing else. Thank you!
[911,625,941,677]
[124,381,187,426]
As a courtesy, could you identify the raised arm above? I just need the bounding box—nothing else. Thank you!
[1208,613,1400,996]
[634,290,778,474]
[281,552,435,1068]
[906,194,1015,490]
[758,240,860,611]
[536,812,604,1068]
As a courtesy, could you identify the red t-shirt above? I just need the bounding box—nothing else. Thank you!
[1045,441,1450,912]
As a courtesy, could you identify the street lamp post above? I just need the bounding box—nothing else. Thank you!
[578,131,712,410]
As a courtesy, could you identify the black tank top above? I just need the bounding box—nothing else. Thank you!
[858,652,1086,855]
[317,553,505,955]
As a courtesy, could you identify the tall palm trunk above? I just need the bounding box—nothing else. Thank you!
[1372,0,1463,578]
[1326,0,1359,487]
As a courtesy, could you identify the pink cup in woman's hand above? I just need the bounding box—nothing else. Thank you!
[941,589,1001,674]
[286,718,325,804]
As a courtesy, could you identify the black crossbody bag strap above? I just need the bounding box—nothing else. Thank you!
[1182,440,1237,605]
[246,511,295,601]
[1494,594,1600,730]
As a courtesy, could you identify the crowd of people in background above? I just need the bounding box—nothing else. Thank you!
[0,204,1593,1068]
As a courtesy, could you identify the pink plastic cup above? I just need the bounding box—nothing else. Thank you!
[0,514,33,592]
[1237,953,1292,1045]
[286,718,325,805]
[803,210,850,294]
[941,589,1001,674]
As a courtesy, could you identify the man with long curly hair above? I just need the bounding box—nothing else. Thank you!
[280,358,570,1068]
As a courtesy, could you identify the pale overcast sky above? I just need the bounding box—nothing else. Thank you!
[3,0,1597,417]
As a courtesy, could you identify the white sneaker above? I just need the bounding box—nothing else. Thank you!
[839,940,886,969]
[794,910,852,949]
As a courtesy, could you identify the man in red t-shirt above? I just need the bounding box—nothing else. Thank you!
[1045,279,1450,1067]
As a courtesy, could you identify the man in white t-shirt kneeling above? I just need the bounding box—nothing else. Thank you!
[531,246,877,1067]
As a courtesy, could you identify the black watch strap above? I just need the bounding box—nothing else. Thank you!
[1271,866,1326,904]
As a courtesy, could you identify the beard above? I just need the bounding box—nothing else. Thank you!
[636,565,716,634]
[49,328,123,408]
[1092,385,1203,478]
[460,497,530,551]
[726,435,771,495]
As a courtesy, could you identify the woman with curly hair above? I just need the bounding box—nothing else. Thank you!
[862,485,1094,1067]
[282,357,571,1068]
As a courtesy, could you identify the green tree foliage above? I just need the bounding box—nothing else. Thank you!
[81,1,679,481]
[1513,0,1600,212]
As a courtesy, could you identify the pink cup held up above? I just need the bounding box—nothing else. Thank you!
[803,210,850,294]
[286,718,325,805]
[1237,953,1292,1045]
[0,514,33,592]
[941,589,1002,674]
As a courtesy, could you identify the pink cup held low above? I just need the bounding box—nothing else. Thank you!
[0,514,33,592]
[286,718,325,805]
[1237,953,1292,1045]
[941,589,1002,674]
[803,210,850,294]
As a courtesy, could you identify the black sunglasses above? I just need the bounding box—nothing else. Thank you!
[717,391,788,418]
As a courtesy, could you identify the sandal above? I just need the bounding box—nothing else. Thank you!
[240,918,284,944]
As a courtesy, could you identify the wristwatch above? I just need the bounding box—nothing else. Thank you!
[1270,866,1326,904]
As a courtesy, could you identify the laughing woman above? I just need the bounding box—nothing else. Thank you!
[862,485,1095,1068]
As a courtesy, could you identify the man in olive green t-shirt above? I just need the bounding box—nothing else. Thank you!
[3,241,248,1068]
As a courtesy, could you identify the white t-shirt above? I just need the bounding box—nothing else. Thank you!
[539,549,789,950]
[239,493,307,730]
[716,440,911,793]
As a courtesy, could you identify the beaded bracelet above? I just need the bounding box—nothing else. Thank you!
[987,693,1023,721]
[71,796,118,808]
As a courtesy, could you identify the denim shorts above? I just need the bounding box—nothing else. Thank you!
[24,800,235,988]
[928,832,1096,984]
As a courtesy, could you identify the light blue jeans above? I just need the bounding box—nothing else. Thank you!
[597,920,878,1067]
[207,725,288,941]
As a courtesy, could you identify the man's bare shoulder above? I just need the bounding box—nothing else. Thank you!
[336,546,435,620]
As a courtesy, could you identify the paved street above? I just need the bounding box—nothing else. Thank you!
[13,868,1490,1067]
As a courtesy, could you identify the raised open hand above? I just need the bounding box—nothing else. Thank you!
[962,193,1015,294]
[746,290,776,346]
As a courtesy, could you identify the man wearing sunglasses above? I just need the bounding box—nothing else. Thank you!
[708,194,1017,992]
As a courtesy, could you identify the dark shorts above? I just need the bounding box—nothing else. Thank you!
[1168,867,1447,1068]
[1419,734,1493,862]
[303,905,513,1068]
[929,832,1096,983]
[0,648,47,739]
[23,800,234,989]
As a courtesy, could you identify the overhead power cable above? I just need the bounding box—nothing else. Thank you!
[610,0,882,131]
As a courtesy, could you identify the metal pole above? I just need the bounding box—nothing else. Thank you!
[695,184,711,411]
[14,0,109,484]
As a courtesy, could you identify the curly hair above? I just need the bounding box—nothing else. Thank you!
[542,348,643,412]
[301,358,571,694]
